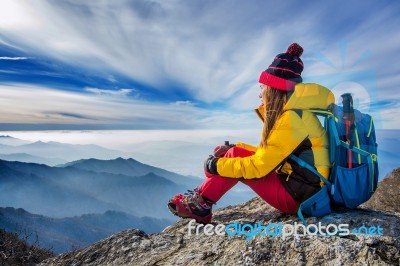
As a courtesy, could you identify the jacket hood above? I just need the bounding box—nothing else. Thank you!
[255,83,335,121]
[284,83,335,111]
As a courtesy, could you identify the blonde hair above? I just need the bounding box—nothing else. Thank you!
[259,86,289,148]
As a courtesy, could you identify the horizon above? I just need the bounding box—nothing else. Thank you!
[0,129,398,179]
[0,127,396,145]
[0,129,260,148]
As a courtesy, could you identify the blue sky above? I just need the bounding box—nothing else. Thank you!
[0,0,399,130]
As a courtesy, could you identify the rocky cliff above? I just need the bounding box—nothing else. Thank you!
[362,168,400,213]
[42,169,400,266]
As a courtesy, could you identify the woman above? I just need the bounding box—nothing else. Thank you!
[168,43,334,224]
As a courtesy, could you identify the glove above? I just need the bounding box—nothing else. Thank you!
[204,155,219,176]
[213,141,235,158]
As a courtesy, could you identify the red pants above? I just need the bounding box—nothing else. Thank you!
[200,146,299,214]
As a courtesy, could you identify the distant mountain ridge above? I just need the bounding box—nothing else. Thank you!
[0,135,31,146]
[0,140,123,162]
[0,207,171,254]
[0,156,194,255]
[60,157,200,187]
[0,158,194,218]
[0,153,67,166]
[0,160,121,217]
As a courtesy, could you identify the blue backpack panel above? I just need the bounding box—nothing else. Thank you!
[291,103,379,223]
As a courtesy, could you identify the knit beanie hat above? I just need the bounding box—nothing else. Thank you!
[259,43,304,91]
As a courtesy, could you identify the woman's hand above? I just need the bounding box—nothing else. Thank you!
[204,155,219,177]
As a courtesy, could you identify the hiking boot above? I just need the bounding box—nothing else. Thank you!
[168,188,213,224]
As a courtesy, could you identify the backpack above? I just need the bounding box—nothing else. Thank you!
[290,93,379,223]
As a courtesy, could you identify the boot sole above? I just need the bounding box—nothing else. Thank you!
[167,203,211,224]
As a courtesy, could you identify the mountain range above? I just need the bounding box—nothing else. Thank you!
[0,139,123,163]
[0,155,251,255]
[0,136,256,215]
[59,157,200,187]
[0,207,170,254]
[1,133,398,179]
[0,136,254,256]
[0,152,67,166]
[0,158,199,218]
[0,155,199,254]
[0,135,31,146]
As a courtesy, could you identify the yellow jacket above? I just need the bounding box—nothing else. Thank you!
[216,83,335,202]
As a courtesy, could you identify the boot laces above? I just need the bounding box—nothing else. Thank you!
[182,188,210,210]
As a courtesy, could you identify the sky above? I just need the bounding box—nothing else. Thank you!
[0,0,399,130]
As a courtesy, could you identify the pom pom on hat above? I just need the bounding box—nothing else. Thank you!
[286,43,303,57]
[259,42,304,91]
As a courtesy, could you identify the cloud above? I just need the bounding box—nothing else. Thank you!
[0,56,29,60]
[0,38,25,51]
[47,112,93,120]
[85,88,135,98]
[0,1,399,129]
[0,84,259,130]
[0,0,307,103]
[171,101,197,107]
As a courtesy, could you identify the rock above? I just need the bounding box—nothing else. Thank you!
[41,199,400,266]
[362,168,400,213]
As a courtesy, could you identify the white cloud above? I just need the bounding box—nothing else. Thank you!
[171,101,196,107]
[0,1,399,129]
[0,56,29,60]
[85,88,134,97]
[0,38,25,51]
[0,0,305,103]
[0,84,259,129]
